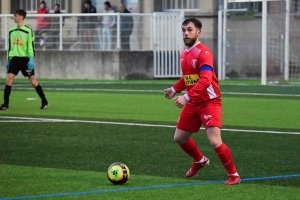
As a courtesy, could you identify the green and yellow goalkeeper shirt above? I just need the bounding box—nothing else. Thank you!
[7,25,35,60]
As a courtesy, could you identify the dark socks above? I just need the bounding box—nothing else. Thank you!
[4,85,12,105]
[35,84,47,102]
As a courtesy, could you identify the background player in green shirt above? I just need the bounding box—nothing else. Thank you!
[0,9,48,110]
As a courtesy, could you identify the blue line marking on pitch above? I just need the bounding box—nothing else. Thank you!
[1,174,300,200]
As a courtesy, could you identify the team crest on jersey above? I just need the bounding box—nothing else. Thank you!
[191,59,197,69]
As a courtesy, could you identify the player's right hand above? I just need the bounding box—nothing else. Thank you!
[6,60,10,70]
[164,88,176,99]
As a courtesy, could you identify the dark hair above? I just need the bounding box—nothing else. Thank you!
[182,18,202,30]
[55,4,60,7]
[14,9,27,19]
[104,1,111,7]
[40,1,46,5]
[84,0,91,5]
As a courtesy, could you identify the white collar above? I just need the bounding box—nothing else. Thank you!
[186,41,201,52]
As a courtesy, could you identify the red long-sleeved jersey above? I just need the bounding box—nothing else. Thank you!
[173,42,221,105]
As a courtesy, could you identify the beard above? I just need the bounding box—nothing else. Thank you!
[183,36,198,48]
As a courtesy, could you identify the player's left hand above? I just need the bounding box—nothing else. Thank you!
[27,57,35,70]
[172,96,187,109]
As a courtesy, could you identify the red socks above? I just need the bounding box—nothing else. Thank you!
[214,143,237,175]
[179,138,203,162]
[179,139,238,175]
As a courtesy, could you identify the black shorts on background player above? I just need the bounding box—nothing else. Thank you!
[8,57,35,77]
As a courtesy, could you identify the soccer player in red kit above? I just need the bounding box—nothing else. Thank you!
[164,18,240,185]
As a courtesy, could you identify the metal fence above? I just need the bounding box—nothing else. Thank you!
[0,12,185,78]
[219,0,300,84]
[153,12,184,78]
[0,13,153,51]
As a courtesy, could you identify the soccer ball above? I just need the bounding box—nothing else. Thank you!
[107,162,130,184]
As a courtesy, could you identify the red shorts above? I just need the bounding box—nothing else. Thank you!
[177,101,222,133]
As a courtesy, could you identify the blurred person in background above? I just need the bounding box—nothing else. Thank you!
[119,3,133,50]
[82,0,97,50]
[102,1,116,50]
[49,4,64,49]
[35,1,50,48]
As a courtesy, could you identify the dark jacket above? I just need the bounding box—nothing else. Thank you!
[50,10,65,34]
[82,5,98,29]
[119,9,133,35]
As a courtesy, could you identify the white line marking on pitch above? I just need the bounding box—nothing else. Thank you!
[9,87,300,97]
[0,120,42,122]
[10,81,300,87]
[12,82,173,86]
[0,116,299,135]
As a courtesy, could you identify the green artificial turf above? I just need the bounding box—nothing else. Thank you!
[0,80,299,200]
